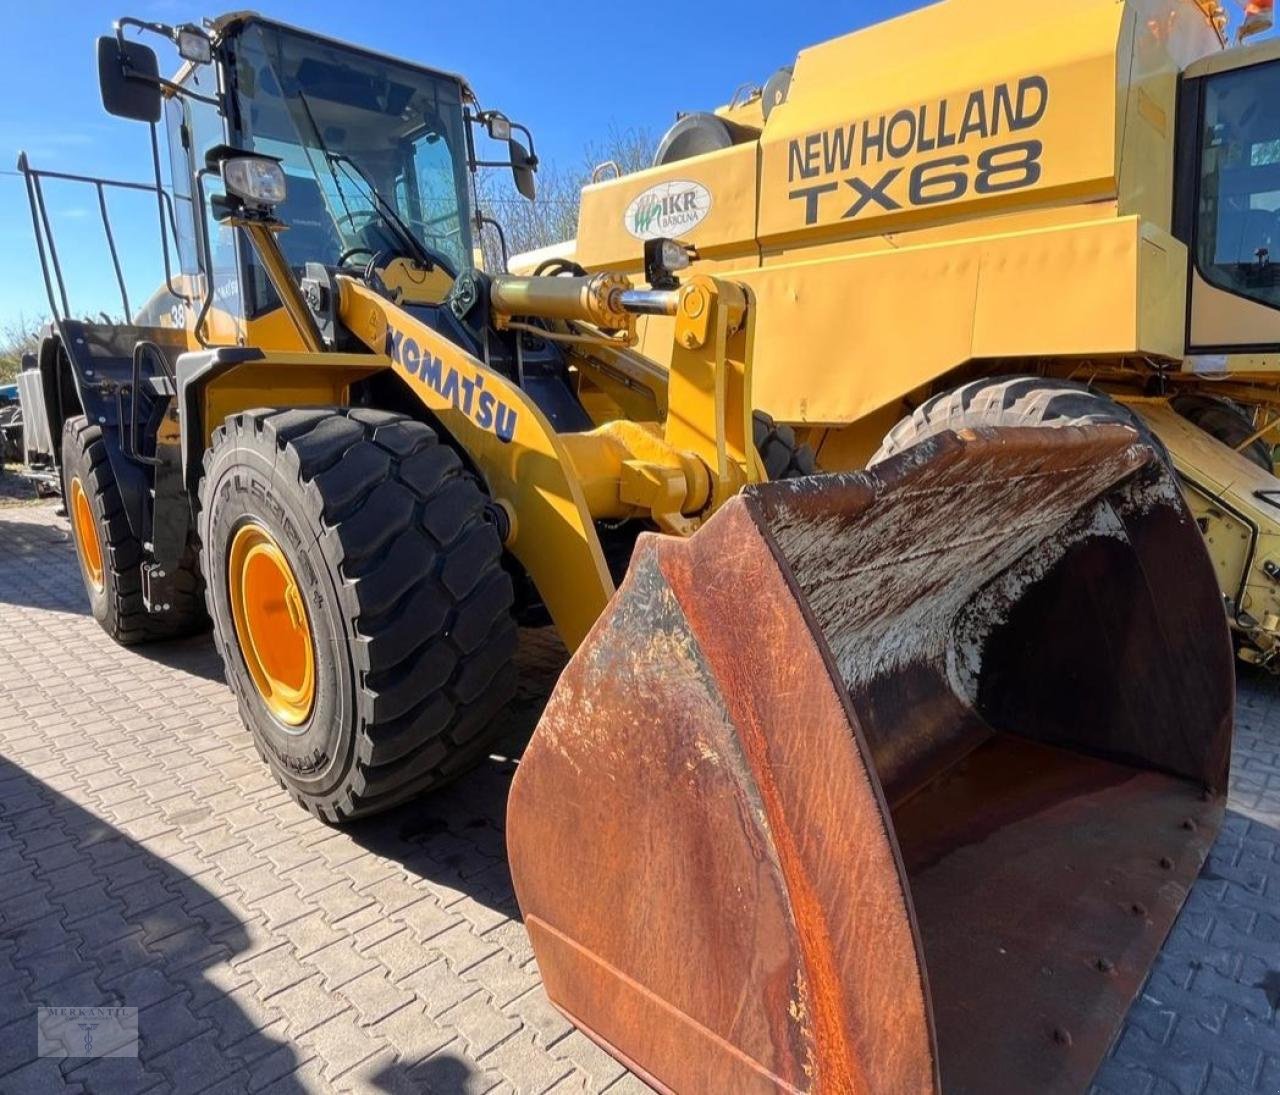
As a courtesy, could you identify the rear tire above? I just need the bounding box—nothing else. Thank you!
[1172,392,1273,473]
[871,376,1162,465]
[60,416,205,644]
[754,411,818,480]
[199,407,518,823]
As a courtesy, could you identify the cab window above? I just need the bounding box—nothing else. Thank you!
[1196,61,1280,309]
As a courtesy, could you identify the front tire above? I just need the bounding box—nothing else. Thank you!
[753,411,818,480]
[199,407,518,822]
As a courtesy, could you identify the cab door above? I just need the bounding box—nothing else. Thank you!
[1179,46,1280,354]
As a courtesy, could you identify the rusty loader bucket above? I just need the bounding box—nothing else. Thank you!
[507,424,1234,1094]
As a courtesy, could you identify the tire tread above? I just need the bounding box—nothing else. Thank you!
[199,407,517,822]
[62,416,206,645]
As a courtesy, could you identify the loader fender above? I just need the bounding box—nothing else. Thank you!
[509,423,1232,1094]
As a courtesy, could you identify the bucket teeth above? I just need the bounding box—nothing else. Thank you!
[510,424,1233,1094]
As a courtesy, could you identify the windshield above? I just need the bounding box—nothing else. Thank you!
[232,21,474,312]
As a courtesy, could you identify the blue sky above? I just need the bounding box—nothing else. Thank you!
[0,0,1263,333]
[0,0,923,332]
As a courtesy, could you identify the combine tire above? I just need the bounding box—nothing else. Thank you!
[60,416,205,644]
[754,411,818,480]
[199,407,518,822]
[1172,392,1273,473]
[872,376,1161,465]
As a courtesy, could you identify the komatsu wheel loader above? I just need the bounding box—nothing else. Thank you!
[536,0,1280,672]
[18,12,1233,1093]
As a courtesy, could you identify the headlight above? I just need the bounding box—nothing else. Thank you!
[655,238,693,274]
[175,26,212,65]
[222,157,287,208]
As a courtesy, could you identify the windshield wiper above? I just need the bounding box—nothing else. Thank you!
[289,85,435,270]
[328,153,444,273]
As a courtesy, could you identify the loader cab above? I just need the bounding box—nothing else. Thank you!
[162,16,477,346]
[1178,39,1280,355]
[103,13,537,350]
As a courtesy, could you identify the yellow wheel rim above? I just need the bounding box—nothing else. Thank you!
[69,477,105,593]
[227,523,316,727]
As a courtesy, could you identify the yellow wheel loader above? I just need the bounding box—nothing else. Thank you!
[542,0,1280,672]
[18,12,1233,1092]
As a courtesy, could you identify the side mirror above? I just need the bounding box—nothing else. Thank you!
[97,36,162,123]
[510,137,536,201]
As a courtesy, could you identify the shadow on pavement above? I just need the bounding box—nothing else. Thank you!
[371,1048,482,1093]
[0,753,306,1092]
[0,505,86,616]
[131,630,225,684]
[341,628,568,925]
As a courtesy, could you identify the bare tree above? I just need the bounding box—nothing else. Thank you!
[475,125,657,272]
[0,313,45,383]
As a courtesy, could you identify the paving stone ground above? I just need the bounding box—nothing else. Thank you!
[1,490,1279,1094]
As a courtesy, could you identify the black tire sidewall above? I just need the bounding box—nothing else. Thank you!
[202,439,357,800]
[1173,394,1273,472]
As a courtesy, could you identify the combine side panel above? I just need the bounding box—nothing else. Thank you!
[509,425,1232,1094]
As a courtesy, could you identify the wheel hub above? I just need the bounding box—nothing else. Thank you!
[69,477,105,593]
[227,523,316,727]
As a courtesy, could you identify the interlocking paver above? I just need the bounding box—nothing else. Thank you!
[6,493,1280,1093]
[298,1012,386,1081]
[272,975,349,1038]
[402,957,486,1021]
[362,927,435,983]
[339,969,416,1027]
[366,1000,455,1065]
[308,938,378,992]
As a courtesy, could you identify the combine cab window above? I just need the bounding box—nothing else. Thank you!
[1197,61,1280,309]
[231,21,474,317]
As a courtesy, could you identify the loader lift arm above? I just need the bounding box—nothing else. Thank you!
[227,177,763,648]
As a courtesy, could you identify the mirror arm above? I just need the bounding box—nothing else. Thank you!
[112,16,220,106]
[461,109,538,172]
[509,121,538,167]
[115,16,172,49]
[475,211,510,273]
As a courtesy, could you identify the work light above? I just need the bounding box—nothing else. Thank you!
[484,113,513,142]
[221,157,287,210]
[174,24,212,64]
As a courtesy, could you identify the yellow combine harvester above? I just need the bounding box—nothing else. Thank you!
[17,10,1233,1092]
[546,0,1280,670]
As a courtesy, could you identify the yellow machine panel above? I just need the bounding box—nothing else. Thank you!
[757,0,1122,247]
[634,215,1187,426]
[555,0,1280,670]
[1130,400,1280,658]
[569,0,1222,430]
[575,143,760,271]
